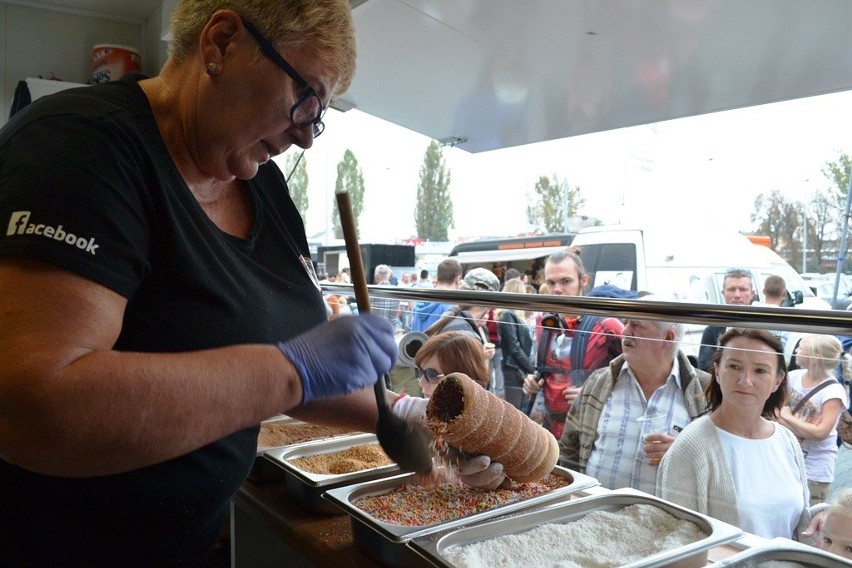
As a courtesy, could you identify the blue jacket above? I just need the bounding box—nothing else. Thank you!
[411,301,450,332]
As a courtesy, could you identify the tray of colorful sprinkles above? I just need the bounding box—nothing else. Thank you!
[322,465,598,567]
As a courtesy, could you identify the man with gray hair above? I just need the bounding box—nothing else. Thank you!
[558,295,709,496]
[697,267,756,371]
[372,264,401,331]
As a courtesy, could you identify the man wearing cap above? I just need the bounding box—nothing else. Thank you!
[425,267,500,361]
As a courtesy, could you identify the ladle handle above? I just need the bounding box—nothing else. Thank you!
[335,192,390,407]
[335,192,371,315]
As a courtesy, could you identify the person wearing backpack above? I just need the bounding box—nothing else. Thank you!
[522,248,626,439]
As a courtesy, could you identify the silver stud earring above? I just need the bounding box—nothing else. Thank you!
[206,62,219,75]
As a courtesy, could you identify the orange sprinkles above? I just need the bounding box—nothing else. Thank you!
[354,473,569,527]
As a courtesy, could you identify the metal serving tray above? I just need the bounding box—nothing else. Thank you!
[263,433,400,515]
[409,487,743,568]
[256,415,359,455]
[323,466,598,567]
[713,537,852,567]
[256,415,299,455]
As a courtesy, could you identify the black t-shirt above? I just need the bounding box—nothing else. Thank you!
[0,78,327,565]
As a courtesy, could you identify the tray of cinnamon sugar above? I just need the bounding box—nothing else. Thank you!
[263,433,400,514]
[256,414,361,455]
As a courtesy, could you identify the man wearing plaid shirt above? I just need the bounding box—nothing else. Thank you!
[558,296,710,496]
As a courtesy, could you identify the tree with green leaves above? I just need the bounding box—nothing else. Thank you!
[414,140,453,241]
[822,152,852,267]
[283,152,309,219]
[822,152,852,217]
[749,154,852,272]
[805,190,834,271]
[751,190,802,252]
[331,149,365,239]
[526,174,585,233]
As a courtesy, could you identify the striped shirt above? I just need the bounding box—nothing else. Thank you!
[585,358,693,495]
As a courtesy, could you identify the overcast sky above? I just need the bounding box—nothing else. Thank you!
[274,89,852,244]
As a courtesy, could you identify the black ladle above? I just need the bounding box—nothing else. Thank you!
[335,191,433,475]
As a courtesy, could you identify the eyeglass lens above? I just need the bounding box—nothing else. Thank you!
[415,367,443,382]
[292,93,325,136]
[242,18,326,137]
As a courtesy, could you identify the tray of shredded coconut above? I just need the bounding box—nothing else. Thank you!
[323,466,598,567]
[408,487,743,568]
[263,433,400,514]
[711,537,852,567]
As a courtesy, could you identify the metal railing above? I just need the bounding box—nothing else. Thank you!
[320,284,852,336]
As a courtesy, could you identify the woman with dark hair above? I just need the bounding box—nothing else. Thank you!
[657,328,825,541]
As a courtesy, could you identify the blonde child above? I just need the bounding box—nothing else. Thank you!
[819,489,852,560]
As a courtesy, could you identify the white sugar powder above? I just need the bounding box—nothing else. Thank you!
[443,503,707,568]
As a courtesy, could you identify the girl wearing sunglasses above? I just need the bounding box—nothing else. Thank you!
[392,332,490,418]
[391,331,504,488]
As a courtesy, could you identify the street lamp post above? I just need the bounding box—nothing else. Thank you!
[802,178,809,274]
[832,175,852,307]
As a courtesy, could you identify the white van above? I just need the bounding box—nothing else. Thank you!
[569,225,830,363]
[448,233,576,280]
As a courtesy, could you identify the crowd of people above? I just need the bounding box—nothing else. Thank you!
[353,250,852,559]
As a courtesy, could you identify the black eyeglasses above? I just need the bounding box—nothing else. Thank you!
[242,19,326,137]
[415,367,444,383]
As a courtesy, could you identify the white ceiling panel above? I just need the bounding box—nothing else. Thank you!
[344,0,852,152]
[26,0,852,153]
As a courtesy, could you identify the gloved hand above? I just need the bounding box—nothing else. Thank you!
[278,314,396,404]
[457,453,510,490]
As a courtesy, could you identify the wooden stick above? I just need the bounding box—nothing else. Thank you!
[335,191,371,314]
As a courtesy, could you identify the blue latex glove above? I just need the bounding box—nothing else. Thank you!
[277,314,397,404]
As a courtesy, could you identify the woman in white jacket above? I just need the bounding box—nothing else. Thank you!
[657,328,825,541]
